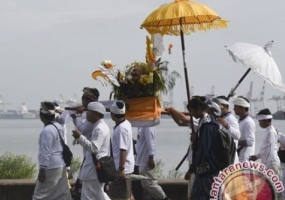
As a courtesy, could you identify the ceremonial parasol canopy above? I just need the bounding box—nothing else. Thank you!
[226,40,285,98]
[141,0,228,36]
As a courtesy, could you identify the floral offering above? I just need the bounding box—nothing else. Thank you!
[92,35,181,101]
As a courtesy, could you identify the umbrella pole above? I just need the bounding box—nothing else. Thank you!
[180,30,191,101]
[175,28,196,171]
[227,68,251,98]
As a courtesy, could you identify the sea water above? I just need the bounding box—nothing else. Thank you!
[0,118,284,178]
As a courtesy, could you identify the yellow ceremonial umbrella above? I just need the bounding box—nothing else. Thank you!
[141,0,228,101]
[141,0,228,170]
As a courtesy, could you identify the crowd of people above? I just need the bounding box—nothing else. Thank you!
[31,86,285,200]
[32,87,169,200]
[167,95,285,200]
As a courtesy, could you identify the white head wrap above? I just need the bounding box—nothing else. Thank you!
[40,101,56,115]
[208,100,222,116]
[256,114,272,121]
[87,102,106,115]
[256,108,272,120]
[205,94,214,101]
[233,97,250,108]
[110,101,126,114]
[216,98,229,105]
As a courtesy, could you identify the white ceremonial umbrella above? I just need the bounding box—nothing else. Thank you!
[225,40,285,98]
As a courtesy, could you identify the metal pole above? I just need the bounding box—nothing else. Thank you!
[227,68,251,99]
[175,21,196,171]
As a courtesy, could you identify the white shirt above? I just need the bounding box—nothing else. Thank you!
[222,113,241,164]
[256,125,280,168]
[238,115,256,162]
[78,119,110,180]
[38,122,65,169]
[112,120,134,174]
[56,110,73,144]
[73,111,94,156]
[135,127,156,167]
[278,132,285,169]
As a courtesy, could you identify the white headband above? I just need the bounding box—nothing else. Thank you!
[216,98,229,105]
[256,114,272,121]
[110,101,125,114]
[88,102,106,115]
[208,101,222,116]
[40,108,55,115]
[40,102,56,115]
[233,97,250,108]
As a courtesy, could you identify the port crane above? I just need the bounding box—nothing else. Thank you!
[0,95,10,111]
[250,81,265,115]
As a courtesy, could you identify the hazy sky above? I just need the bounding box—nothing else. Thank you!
[0,0,284,112]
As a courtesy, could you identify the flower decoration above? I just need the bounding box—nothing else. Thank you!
[92,60,121,87]
[91,36,181,101]
[100,60,114,69]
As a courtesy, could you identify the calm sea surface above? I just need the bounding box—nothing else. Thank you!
[0,118,284,178]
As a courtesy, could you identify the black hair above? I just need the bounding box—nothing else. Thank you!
[257,108,271,115]
[90,88,100,98]
[52,102,59,107]
[187,97,208,111]
[191,95,206,102]
[40,112,55,121]
[40,102,55,121]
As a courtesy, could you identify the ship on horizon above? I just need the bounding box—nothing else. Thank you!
[0,103,37,119]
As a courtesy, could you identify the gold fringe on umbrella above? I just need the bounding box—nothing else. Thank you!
[141,18,228,36]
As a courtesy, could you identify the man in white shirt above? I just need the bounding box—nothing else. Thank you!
[71,87,100,150]
[33,101,72,200]
[109,100,134,200]
[249,108,283,200]
[135,126,168,200]
[216,96,240,164]
[70,87,101,198]
[233,96,255,162]
[72,102,111,200]
[53,102,72,144]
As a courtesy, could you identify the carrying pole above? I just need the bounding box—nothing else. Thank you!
[176,20,196,171]
[227,68,251,98]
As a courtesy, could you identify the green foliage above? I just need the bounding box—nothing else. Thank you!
[166,168,184,179]
[0,152,36,179]
[153,159,164,179]
[153,159,184,179]
[68,157,82,179]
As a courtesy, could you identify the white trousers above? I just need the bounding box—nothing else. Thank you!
[81,179,110,200]
[33,167,72,200]
[139,166,167,200]
[187,161,195,200]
